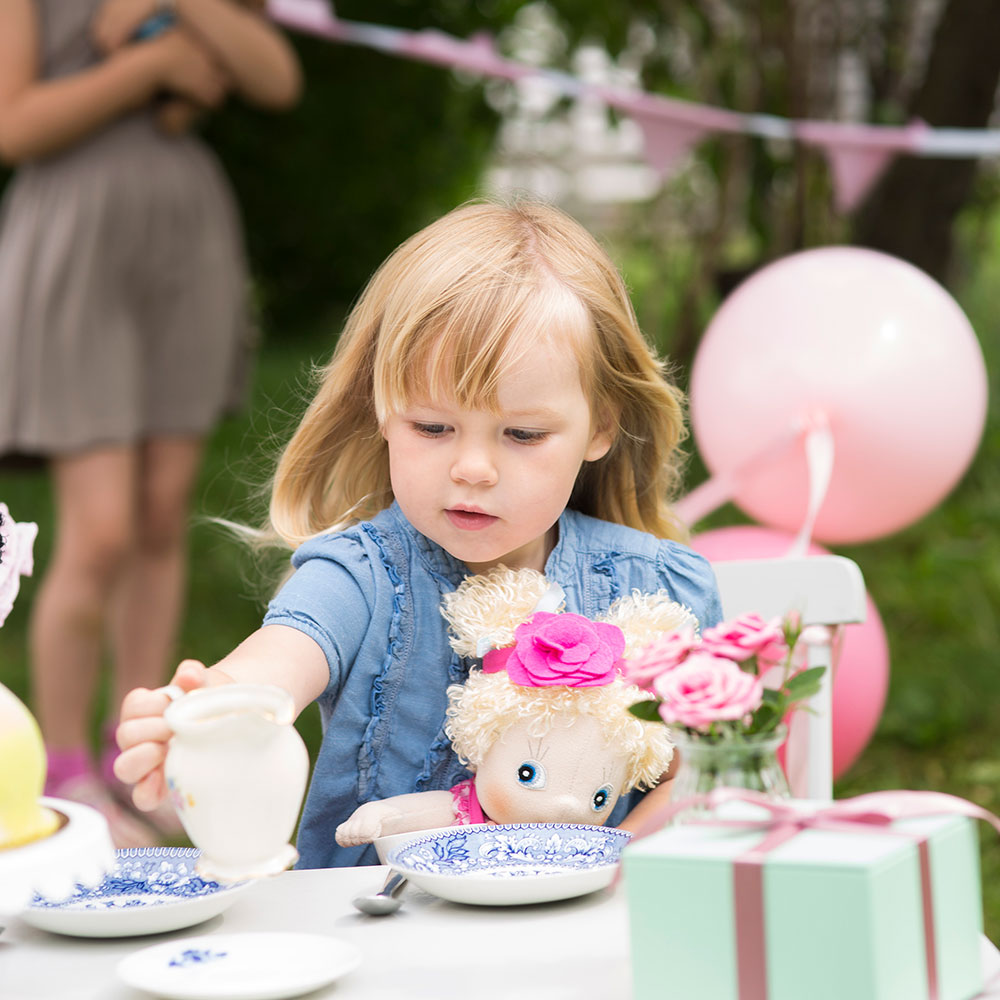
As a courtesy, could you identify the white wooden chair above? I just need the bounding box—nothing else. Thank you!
[709,555,868,800]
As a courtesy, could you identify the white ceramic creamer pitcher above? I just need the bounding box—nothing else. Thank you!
[164,684,309,881]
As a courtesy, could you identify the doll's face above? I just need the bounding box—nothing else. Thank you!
[473,714,628,826]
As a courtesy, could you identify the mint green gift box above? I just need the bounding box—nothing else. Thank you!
[622,806,983,1000]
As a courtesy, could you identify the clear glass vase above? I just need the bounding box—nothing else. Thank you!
[669,726,790,821]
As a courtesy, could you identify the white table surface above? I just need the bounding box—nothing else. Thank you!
[3,865,999,1000]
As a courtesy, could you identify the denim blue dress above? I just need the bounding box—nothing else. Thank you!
[264,502,722,868]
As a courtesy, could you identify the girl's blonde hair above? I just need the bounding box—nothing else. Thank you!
[269,199,688,547]
[445,670,673,792]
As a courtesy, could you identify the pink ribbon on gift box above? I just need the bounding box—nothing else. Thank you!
[634,789,1000,1000]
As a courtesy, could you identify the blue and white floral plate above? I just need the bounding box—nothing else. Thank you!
[117,932,361,1000]
[21,847,254,938]
[386,822,631,906]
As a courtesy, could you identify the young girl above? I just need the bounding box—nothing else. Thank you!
[0,0,301,847]
[114,200,723,868]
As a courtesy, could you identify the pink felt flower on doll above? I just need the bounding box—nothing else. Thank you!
[701,613,786,664]
[483,611,625,688]
[622,626,699,691]
[651,653,764,731]
[0,503,38,629]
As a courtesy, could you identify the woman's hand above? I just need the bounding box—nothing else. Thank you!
[151,30,229,109]
[155,97,203,135]
[91,0,159,54]
[114,659,233,812]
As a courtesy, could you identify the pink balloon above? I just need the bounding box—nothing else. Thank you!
[690,248,987,543]
[691,525,889,780]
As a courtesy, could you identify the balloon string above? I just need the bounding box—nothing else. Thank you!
[785,415,835,557]
[674,420,804,527]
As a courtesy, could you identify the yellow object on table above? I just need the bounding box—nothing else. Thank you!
[0,683,59,849]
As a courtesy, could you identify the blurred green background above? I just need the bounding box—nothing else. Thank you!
[3,0,1000,939]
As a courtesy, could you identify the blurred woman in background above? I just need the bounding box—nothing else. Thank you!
[0,0,301,846]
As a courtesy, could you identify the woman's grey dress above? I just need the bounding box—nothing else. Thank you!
[0,0,254,457]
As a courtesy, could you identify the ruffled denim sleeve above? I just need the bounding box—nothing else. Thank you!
[263,533,374,697]
[656,540,723,630]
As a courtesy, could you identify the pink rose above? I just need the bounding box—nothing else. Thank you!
[0,503,37,629]
[622,627,699,690]
[652,653,764,731]
[701,613,786,663]
[483,612,625,688]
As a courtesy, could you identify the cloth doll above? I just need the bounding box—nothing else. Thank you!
[334,566,697,847]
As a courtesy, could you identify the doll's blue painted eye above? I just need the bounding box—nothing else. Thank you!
[592,785,613,811]
[517,760,546,788]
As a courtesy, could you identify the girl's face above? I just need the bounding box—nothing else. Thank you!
[473,714,627,826]
[382,334,612,573]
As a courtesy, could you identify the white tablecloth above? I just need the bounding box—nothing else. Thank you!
[2,865,998,999]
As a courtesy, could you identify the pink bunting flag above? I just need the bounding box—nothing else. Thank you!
[267,0,339,34]
[629,114,709,175]
[604,90,744,177]
[399,29,531,82]
[796,120,928,212]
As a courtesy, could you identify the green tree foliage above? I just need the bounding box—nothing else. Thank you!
[206,2,516,330]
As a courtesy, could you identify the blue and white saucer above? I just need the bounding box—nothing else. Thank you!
[117,932,361,1000]
[386,822,631,906]
[21,847,254,937]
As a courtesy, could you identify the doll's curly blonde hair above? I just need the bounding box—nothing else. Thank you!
[440,565,700,793]
[445,670,673,792]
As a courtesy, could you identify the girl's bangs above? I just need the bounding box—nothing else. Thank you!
[375,278,591,418]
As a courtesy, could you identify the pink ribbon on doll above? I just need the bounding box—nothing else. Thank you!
[633,788,1000,1000]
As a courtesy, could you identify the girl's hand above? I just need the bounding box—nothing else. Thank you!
[150,30,229,110]
[91,0,158,54]
[114,659,233,812]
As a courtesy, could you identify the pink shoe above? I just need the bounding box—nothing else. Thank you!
[48,772,160,850]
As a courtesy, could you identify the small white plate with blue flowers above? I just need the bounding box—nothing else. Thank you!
[22,847,254,938]
[117,932,362,1000]
[386,822,630,906]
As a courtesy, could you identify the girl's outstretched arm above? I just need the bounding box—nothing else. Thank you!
[0,0,226,164]
[93,0,302,109]
[114,624,328,812]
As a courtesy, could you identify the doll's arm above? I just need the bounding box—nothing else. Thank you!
[335,792,457,847]
[0,0,225,164]
[115,624,329,812]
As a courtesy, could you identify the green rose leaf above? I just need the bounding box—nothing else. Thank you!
[784,666,826,699]
[628,700,663,722]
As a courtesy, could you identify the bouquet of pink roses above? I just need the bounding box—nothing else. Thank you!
[624,612,824,743]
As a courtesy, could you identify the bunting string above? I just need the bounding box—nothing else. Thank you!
[267,0,1000,210]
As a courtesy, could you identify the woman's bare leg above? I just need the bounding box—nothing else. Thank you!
[106,434,204,716]
[30,446,137,749]
[29,445,159,846]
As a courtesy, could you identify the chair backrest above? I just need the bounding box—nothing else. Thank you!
[709,555,867,800]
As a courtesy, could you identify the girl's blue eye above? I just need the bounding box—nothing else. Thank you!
[592,785,613,811]
[517,760,546,788]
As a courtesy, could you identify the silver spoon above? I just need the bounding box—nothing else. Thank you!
[352,869,408,916]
